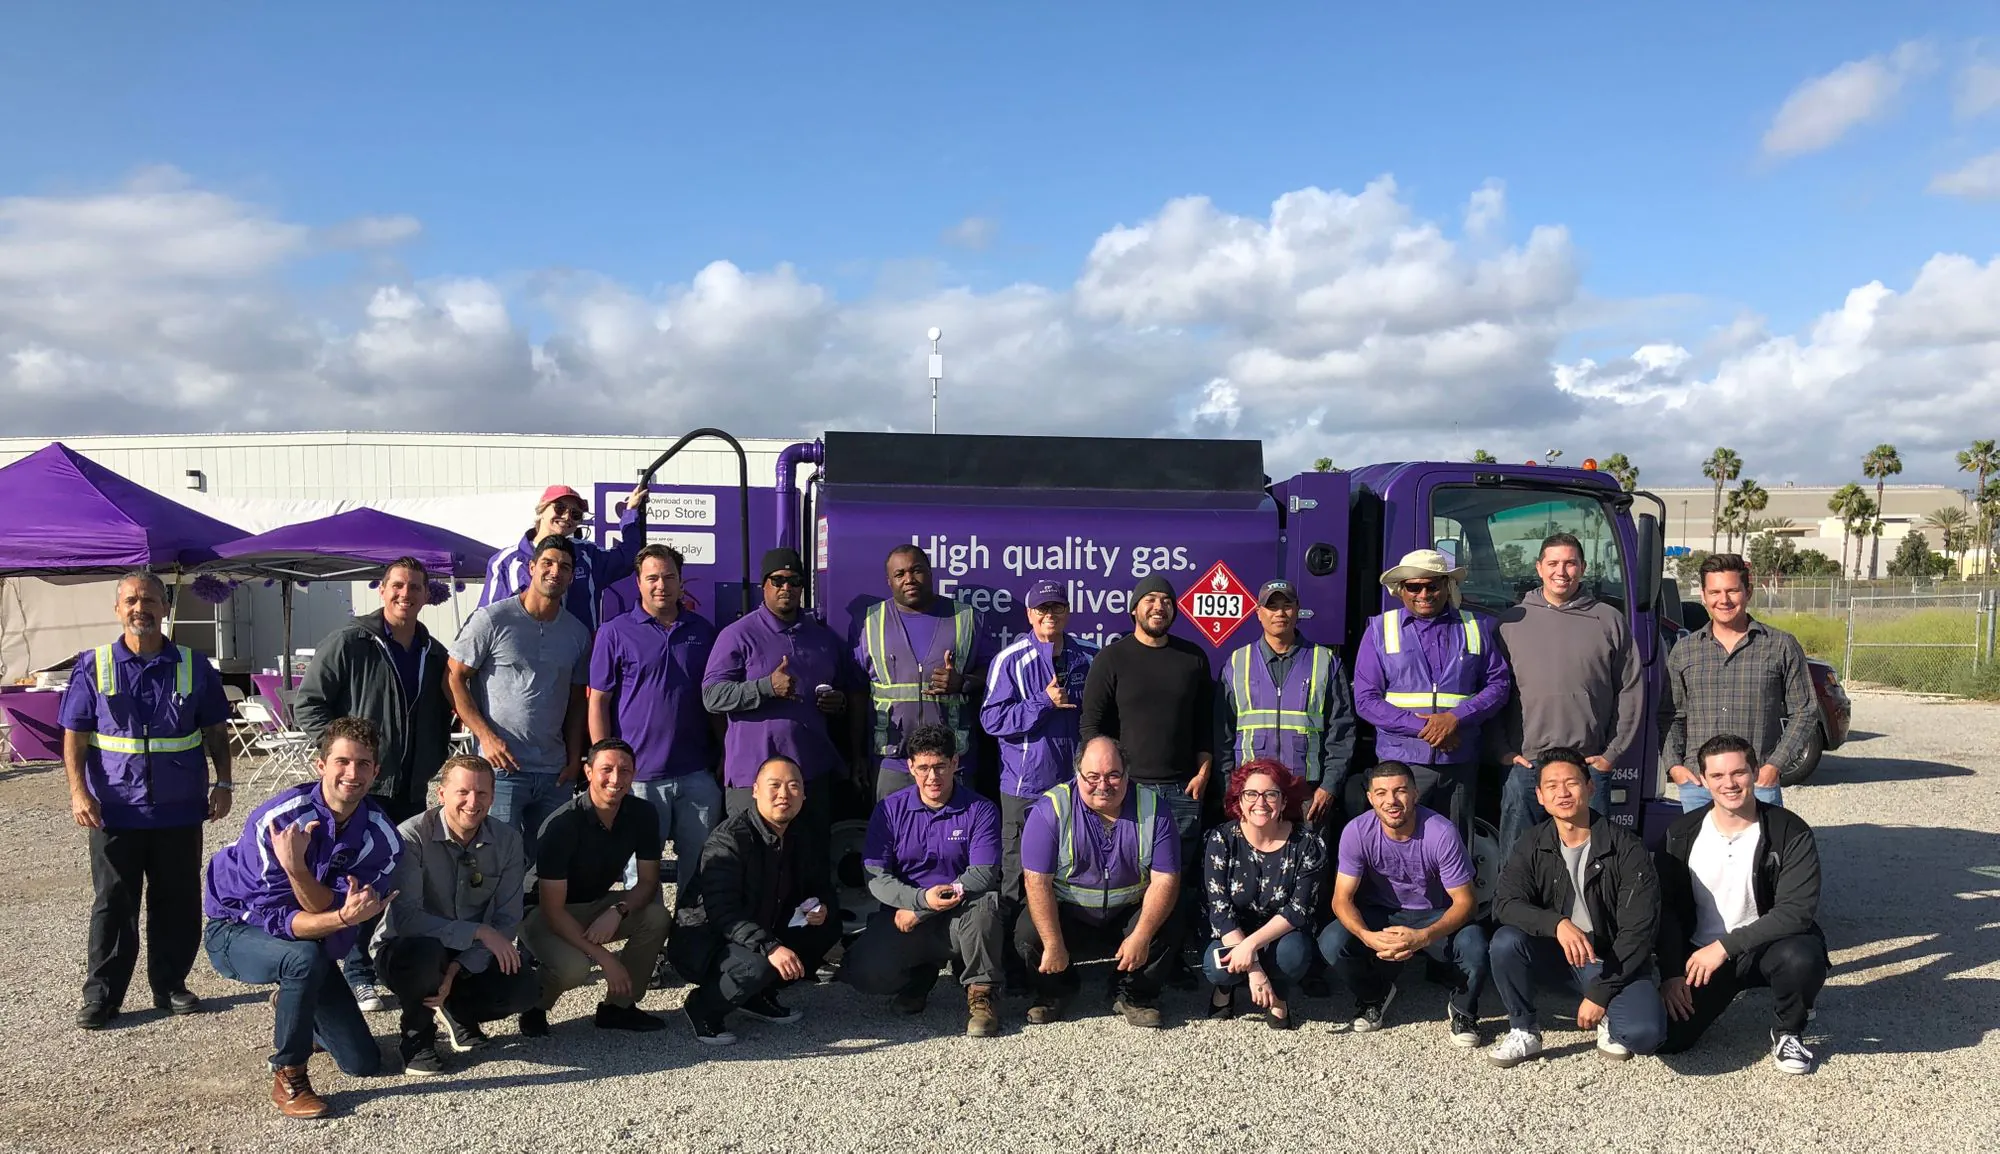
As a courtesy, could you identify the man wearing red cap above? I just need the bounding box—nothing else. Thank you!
[478,482,649,631]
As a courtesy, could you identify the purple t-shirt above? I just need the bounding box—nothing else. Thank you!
[1020,783,1181,918]
[588,606,716,780]
[1335,806,1473,913]
[863,783,1001,889]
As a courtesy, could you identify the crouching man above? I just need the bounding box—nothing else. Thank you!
[1656,734,1829,1075]
[1015,736,1182,1029]
[1487,748,1666,1068]
[840,724,1004,1037]
[374,754,539,1074]
[671,756,841,1045]
[203,718,400,1119]
[518,739,671,1035]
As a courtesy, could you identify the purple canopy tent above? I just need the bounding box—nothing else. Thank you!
[205,507,497,688]
[0,442,245,576]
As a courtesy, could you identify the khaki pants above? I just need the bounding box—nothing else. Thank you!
[521,895,670,1011]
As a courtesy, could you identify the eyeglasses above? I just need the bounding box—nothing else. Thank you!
[1400,580,1443,595]
[766,575,804,588]
[1240,789,1284,806]
[1078,772,1126,788]
[547,504,586,521]
[459,851,485,889]
[909,761,955,777]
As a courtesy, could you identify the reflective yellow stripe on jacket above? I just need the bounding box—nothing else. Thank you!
[1047,781,1158,910]
[863,600,977,756]
[88,643,203,754]
[1379,610,1482,710]
[1229,642,1329,739]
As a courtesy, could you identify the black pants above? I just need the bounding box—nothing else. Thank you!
[1013,901,1183,1005]
[343,795,425,988]
[375,935,540,1046]
[673,921,843,1017]
[84,824,203,1008]
[1660,934,1828,1050]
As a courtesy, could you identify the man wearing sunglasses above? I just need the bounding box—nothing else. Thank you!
[478,481,650,631]
[374,754,538,1075]
[1351,550,1512,837]
[702,548,866,838]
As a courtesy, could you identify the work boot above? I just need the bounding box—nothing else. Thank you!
[965,984,999,1038]
[270,1064,329,1119]
[892,970,936,1016]
[1113,996,1164,1029]
[1024,994,1065,1025]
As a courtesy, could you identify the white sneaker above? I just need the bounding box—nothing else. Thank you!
[351,982,392,1013]
[1596,1021,1632,1061]
[1772,1031,1815,1075]
[1486,1028,1543,1069]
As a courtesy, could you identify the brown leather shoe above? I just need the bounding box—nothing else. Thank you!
[271,1065,328,1119]
[965,984,999,1038]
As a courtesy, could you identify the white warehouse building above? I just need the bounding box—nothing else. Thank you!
[0,430,800,681]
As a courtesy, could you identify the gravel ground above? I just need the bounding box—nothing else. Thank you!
[4,687,1998,1153]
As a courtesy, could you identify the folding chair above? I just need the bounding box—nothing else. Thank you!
[238,697,314,787]
[222,686,263,761]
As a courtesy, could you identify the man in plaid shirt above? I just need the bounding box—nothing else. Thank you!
[1661,554,1814,811]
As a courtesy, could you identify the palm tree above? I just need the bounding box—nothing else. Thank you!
[1860,444,1902,579]
[1730,479,1768,553]
[1846,495,1881,580]
[1703,447,1742,554]
[1471,449,1498,464]
[1959,439,1999,575]
[1829,483,1866,578]
[1924,507,1970,573]
[1601,452,1639,491]
[1312,457,1334,473]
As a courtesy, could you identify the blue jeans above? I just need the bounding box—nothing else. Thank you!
[205,919,382,1073]
[490,771,574,861]
[1677,782,1783,812]
[1318,906,1489,1017]
[1148,785,1206,947]
[1203,930,1316,997]
[1500,760,1609,856]
[626,772,723,888]
[1488,924,1666,1053]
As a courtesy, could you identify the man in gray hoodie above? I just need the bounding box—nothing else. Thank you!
[1493,533,1643,855]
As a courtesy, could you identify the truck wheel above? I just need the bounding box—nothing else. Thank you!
[1779,725,1827,787]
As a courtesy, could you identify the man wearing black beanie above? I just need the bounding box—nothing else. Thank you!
[1079,575,1215,960]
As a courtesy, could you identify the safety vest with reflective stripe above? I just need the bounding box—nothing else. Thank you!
[1378,609,1483,710]
[1366,608,1492,766]
[1227,640,1332,773]
[89,643,203,754]
[862,600,978,761]
[1045,780,1159,910]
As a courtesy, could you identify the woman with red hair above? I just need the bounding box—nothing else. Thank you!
[1200,758,1327,1028]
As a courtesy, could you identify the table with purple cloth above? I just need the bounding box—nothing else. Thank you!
[0,687,66,763]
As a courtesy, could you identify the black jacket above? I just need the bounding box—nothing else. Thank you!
[1655,802,1824,976]
[293,610,453,803]
[671,806,836,971]
[1493,813,1660,1006]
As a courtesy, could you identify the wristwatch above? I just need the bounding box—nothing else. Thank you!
[612,900,630,917]
[212,782,235,791]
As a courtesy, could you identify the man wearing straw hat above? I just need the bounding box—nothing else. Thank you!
[1350,550,1512,838]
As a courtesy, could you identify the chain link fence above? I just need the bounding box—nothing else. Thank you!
[1754,581,2000,697]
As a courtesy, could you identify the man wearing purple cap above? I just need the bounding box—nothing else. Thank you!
[702,547,866,838]
[840,725,1003,1037]
[202,717,401,1118]
[479,480,650,631]
[981,578,1094,987]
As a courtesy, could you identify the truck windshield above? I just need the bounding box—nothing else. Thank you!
[1428,486,1627,616]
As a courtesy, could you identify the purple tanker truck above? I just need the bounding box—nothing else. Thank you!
[592,430,1672,915]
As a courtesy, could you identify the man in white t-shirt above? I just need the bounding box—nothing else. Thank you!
[1654,733,1829,1074]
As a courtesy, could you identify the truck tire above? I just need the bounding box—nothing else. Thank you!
[1780,724,1827,787]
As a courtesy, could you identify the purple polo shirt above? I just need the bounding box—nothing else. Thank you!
[863,783,1001,889]
[703,606,865,787]
[204,781,401,959]
[59,638,231,830]
[1335,806,1474,914]
[1020,782,1180,919]
[589,605,717,781]
[382,623,423,704]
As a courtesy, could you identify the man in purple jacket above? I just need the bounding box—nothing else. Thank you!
[1351,550,1512,837]
[701,548,865,839]
[203,717,401,1119]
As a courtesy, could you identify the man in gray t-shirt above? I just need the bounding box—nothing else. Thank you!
[448,535,593,857]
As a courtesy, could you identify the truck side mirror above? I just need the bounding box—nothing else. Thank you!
[1634,513,1662,609]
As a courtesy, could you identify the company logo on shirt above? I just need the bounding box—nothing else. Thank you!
[948,828,967,842]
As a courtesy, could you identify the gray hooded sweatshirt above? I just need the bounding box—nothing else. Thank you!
[1493,589,1644,767]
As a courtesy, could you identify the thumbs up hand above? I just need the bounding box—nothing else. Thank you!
[769,655,798,699]
[1045,672,1077,709]
[929,649,962,696]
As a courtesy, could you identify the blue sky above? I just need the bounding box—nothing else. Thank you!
[1,2,1997,483]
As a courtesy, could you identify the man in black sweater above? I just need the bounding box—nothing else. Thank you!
[1656,734,1827,1075]
[1079,575,1213,981]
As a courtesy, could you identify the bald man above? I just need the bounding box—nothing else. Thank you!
[669,757,841,1045]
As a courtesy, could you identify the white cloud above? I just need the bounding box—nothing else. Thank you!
[941,216,998,250]
[1929,151,2000,199]
[2,167,1996,484]
[1762,41,1934,158]
[1957,59,2000,119]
